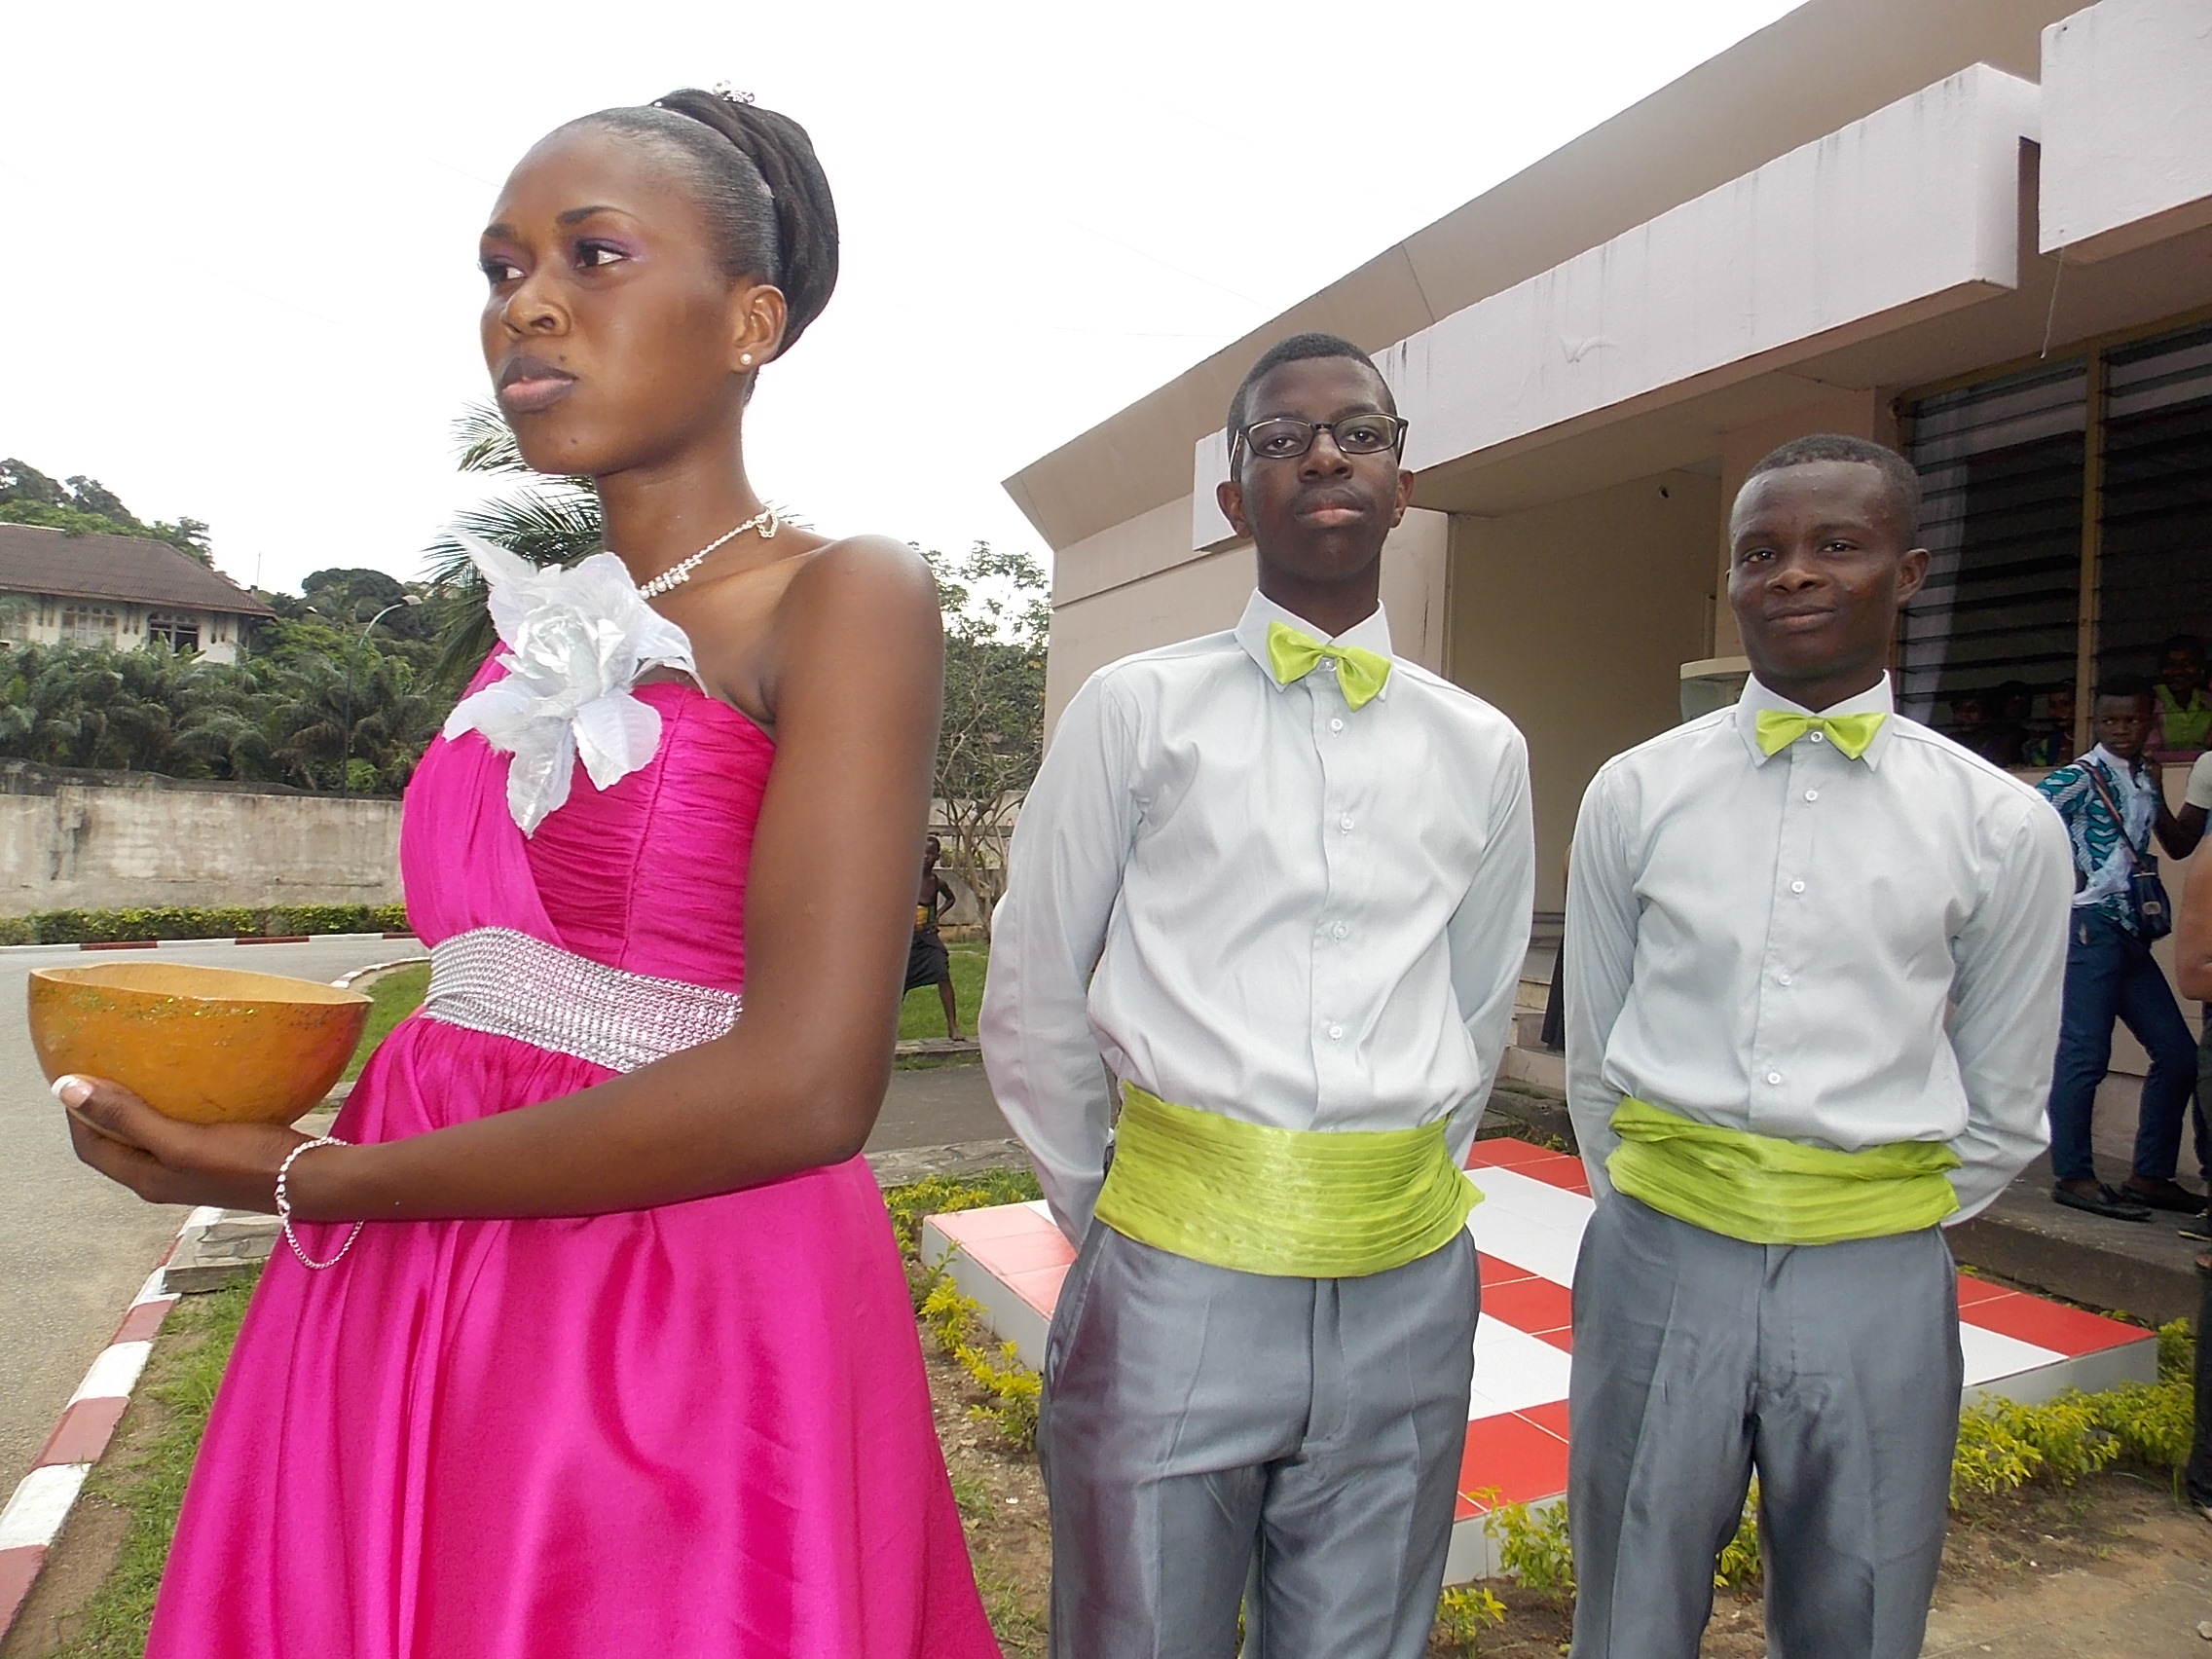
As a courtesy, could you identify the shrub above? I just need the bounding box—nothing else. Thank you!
[887,1169,1050,1453]
[0,902,410,944]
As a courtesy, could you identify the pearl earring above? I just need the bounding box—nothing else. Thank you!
[739,353,754,368]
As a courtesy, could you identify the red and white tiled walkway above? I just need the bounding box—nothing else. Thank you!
[921,1139,2163,1583]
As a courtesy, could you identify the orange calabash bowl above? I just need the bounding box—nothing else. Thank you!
[28,963,372,1125]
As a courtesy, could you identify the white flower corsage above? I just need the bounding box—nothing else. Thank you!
[441,533,700,834]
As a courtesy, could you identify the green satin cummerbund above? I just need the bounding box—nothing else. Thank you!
[1091,1083,1482,1278]
[1605,1096,1960,1246]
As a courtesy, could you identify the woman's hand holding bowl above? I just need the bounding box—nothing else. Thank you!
[57,1075,313,1214]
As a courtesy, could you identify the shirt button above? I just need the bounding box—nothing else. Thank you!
[1778,974,1792,986]
[1333,922,1348,940]
[1320,657,1337,673]
[1809,730,1825,743]
[1804,789,1819,802]
[1766,1071,1783,1085]
[1790,879,1807,894]
[1328,1024,1345,1041]
[1340,814,1354,831]
[1330,718,1345,733]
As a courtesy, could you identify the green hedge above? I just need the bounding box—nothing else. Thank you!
[0,903,411,945]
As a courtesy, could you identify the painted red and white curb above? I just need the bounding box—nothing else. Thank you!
[0,1206,227,1640]
[923,1139,2163,1584]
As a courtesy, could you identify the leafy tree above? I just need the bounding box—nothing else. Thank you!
[0,459,68,507]
[928,542,1049,938]
[0,460,214,565]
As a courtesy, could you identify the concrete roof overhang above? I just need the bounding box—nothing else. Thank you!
[1003,0,2083,556]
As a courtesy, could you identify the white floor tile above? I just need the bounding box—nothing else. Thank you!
[1471,1317,1574,1413]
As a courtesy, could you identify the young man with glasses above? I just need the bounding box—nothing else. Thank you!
[1563,435,2073,1659]
[982,332,1533,1658]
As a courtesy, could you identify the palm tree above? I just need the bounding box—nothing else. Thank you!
[423,404,603,684]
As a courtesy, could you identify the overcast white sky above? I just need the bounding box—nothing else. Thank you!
[1,0,1799,597]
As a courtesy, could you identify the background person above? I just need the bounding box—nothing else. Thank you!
[55,90,999,1658]
[2021,682,2076,769]
[2151,633,2211,761]
[2038,677,2204,1221]
[907,833,964,1039]
[1564,434,2072,1659]
[984,333,1533,1659]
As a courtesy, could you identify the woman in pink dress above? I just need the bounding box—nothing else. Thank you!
[57,87,1001,1658]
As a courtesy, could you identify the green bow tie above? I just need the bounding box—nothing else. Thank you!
[1754,709,1887,760]
[1266,620,1391,711]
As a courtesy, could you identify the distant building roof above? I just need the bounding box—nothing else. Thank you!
[0,524,275,617]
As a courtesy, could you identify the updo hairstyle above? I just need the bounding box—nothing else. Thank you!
[574,89,839,361]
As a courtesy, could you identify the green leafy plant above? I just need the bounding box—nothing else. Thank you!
[1432,1584,1507,1652]
[921,1277,1043,1451]
[1475,1491,1575,1602]
[1714,1489,1762,1590]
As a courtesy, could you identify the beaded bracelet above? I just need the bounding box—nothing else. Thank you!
[275,1136,365,1271]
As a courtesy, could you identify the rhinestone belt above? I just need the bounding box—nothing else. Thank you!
[421,927,741,1074]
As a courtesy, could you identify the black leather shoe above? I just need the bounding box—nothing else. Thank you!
[2120,1175,2207,1212]
[2052,1182,2154,1222]
[2178,1210,2212,1242]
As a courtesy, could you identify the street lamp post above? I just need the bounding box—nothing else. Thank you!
[343,596,422,794]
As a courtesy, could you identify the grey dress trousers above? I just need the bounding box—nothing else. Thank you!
[1567,1193,1963,1659]
[1039,1221,1480,1659]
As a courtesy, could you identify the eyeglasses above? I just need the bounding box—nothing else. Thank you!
[1234,413,1408,466]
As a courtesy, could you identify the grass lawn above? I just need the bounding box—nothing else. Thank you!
[341,961,429,1082]
[897,945,986,1043]
[36,1282,254,1658]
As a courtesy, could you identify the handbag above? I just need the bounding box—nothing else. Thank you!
[2083,761,2173,940]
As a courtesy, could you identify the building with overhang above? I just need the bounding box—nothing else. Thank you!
[0,524,273,665]
[1005,0,2212,925]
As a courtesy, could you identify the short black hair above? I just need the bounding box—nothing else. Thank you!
[2097,673,2155,703]
[1743,433,1922,543]
[2159,633,2204,661]
[1226,332,1394,438]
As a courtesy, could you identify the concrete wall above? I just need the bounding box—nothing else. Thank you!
[1448,471,1724,909]
[0,767,401,914]
[2041,0,2212,262]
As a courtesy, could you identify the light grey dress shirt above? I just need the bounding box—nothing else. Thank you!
[982,590,1536,1243]
[1564,673,2074,1223]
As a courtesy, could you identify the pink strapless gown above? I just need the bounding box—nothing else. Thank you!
[148,678,1001,1659]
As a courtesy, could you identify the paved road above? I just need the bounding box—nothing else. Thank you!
[0,936,416,1496]
[867,1061,1012,1152]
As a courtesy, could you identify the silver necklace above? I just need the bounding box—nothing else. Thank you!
[634,507,782,599]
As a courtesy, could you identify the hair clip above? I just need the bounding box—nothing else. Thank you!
[711,82,756,105]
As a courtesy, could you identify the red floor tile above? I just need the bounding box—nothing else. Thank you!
[1456,1412,1572,1517]
[1481,1276,1574,1337]
[930,1204,1055,1245]
[1007,1263,1070,1317]
[1953,1274,2013,1309]
[966,1229,1078,1278]
[1963,1293,2148,1356]
[1518,1398,1571,1441]
[1478,1251,1536,1289]
[1467,1138,1552,1169]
